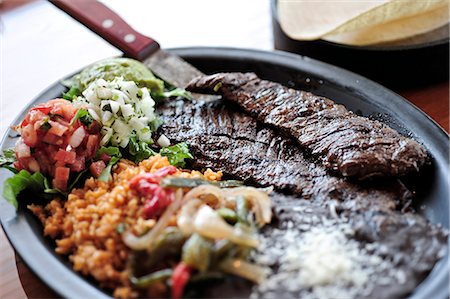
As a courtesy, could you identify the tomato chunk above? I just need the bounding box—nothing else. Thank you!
[48,120,68,137]
[90,160,106,178]
[53,166,70,190]
[21,124,39,147]
[55,150,76,164]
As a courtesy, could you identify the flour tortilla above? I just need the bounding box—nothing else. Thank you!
[324,5,449,46]
[278,0,448,42]
[278,0,387,40]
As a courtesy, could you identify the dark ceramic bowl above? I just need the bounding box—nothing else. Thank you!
[271,0,450,88]
[0,47,448,298]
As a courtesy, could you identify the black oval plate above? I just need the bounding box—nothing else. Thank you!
[0,47,448,299]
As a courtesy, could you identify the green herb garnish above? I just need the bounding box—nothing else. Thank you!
[70,108,94,127]
[159,142,193,168]
[62,86,81,101]
[0,149,17,173]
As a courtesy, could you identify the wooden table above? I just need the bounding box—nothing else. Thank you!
[1,1,448,298]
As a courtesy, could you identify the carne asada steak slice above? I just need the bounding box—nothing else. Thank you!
[186,72,428,180]
[158,99,411,211]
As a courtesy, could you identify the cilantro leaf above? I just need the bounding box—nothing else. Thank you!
[127,138,156,163]
[98,156,121,182]
[62,86,81,101]
[97,146,122,158]
[96,146,123,182]
[0,149,16,165]
[149,117,164,132]
[70,108,94,127]
[159,142,193,168]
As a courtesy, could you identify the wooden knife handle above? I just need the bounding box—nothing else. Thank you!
[49,0,160,60]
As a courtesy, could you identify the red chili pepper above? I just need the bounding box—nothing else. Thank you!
[142,187,174,219]
[130,165,177,187]
[129,166,178,219]
[171,262,192,299]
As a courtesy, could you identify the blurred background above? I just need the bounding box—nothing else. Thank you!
[0,1,448,298]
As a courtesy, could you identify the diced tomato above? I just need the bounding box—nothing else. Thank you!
[171,263,192,299]
[86,135,100,158]
[99,153,111,163]
[48,120,68,137]
[13,161,24,171]
[42,132,61,145]
[52,178,67,191]
[55,166,70,181]
[30,104,53,115]
[21,124,39,147]
[21,107,49,127]
[70,156,86,172]
[35,150,52,174]
[55,149,76,164]
[53,166,70,190]
[13,98,103,190]
[90,160,106,178]
[55,117,70,128]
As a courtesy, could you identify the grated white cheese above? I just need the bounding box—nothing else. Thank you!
[251,206,405,299]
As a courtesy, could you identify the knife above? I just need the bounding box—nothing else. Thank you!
[49,0,204,89]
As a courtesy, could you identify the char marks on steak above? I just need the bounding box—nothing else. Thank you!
[157,99,447,299]
[158,99,410,210]
[186,72,428,179]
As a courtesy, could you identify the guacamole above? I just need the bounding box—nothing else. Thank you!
[69,58,165,96]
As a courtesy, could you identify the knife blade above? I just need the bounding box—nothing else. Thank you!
[49,0,205,89]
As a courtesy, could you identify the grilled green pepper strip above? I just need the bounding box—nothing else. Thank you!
[182,234,213,273]
[217,208,237,225]
[236,196,250,225]
[130,269,173,289]
[160,177,243,189]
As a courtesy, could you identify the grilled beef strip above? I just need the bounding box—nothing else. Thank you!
[186,72,428,180]
[158,98,411,210]
[157,99,447,298]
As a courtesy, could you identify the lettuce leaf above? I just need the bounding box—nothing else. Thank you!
[3,170,46,209]
[2,169,66,210]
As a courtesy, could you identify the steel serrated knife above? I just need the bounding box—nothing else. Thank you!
[49,0,205,89]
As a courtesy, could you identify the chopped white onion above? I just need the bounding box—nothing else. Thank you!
[75,77,157,148]
[15,139,31,158]
[157,134,171,147]
[69,126,86,148]
[96,87,112,99]
[27,157,40,173]
[193,205,259,248]
[219,258,269,283]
